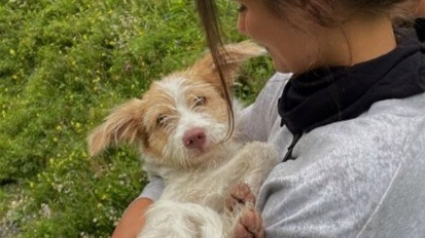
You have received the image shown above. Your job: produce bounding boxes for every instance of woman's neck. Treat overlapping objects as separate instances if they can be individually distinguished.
[320,15,397,67]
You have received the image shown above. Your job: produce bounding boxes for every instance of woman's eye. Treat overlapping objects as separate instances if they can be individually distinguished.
[237,4,247,13]
[156,115,167,127]
[194,96,207,106]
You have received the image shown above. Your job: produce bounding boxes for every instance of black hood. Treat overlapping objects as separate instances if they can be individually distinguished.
[278,41,425,161]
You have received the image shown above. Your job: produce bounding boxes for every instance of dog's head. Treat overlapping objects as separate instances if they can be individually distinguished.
[87,41,265,169]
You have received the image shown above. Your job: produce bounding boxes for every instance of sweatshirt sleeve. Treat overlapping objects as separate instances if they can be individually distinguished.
[236,73,290,142]
[138,176,165,201]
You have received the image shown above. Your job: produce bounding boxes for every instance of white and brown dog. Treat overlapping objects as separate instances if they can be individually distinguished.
[87,41,279,238]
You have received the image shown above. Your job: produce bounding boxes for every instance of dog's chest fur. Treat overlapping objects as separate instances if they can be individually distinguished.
[158,140,245,210]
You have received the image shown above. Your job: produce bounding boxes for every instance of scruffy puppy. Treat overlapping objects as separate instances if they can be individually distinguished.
[87,41,279,238]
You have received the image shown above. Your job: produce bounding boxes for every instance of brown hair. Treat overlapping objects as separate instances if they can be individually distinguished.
[195,0,236,139]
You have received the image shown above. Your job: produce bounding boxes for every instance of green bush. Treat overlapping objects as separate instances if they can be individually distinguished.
[0,0,273,237]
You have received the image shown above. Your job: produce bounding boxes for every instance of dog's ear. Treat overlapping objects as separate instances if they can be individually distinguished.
[191,40,266,91]
[87,99,145,157]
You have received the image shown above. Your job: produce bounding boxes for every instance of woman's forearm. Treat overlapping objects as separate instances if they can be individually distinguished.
[111,197,153,238]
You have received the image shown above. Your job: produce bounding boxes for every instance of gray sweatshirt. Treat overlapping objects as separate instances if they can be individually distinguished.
[141,73,425,238]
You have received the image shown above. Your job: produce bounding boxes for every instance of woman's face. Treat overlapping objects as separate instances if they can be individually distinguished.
[236,0,323,74]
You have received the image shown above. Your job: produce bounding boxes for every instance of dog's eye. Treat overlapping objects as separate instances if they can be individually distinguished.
[156,115,167,127]
[194,96,207,106]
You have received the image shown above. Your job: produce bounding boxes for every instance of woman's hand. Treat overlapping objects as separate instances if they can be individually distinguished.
[226,183,265,238]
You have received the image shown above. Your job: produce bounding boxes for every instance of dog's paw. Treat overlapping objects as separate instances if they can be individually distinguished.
[225,183,255,212]
[235,208,265,238]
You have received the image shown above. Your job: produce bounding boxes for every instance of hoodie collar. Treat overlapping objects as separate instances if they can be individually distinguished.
[278,42,425,136]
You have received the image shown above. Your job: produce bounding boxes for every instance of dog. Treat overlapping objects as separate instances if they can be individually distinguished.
[87,41,279,238]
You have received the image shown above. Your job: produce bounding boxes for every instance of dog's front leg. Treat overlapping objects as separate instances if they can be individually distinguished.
[217,141,279,195]
[198,141,278,215]
[223,142,278,238]
[223,183,265,238]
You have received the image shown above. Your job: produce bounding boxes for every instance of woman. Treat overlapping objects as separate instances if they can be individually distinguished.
[113,0,425,237]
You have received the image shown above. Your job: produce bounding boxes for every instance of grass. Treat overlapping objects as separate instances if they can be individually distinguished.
[0,0,273,237]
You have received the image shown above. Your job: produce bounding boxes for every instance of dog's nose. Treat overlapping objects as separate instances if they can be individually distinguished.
[183,128,206,149]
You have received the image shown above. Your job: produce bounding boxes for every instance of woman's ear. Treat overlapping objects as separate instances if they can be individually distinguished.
[87,98,145,157]
[190,40,266,92]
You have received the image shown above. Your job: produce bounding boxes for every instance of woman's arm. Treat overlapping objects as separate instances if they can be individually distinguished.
[111,197,153,238]
[112,176,164,237]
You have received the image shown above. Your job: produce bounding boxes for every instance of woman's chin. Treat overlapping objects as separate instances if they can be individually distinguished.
[272,61,291,73]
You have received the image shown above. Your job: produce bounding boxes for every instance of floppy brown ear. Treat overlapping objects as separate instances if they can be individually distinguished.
[87,99,145,157]
[191,40,266,91]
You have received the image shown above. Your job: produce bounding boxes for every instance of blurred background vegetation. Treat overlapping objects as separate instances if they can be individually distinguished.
[0,0,273,237]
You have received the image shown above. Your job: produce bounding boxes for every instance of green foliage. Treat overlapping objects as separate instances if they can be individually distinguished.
[0,0,273,237]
